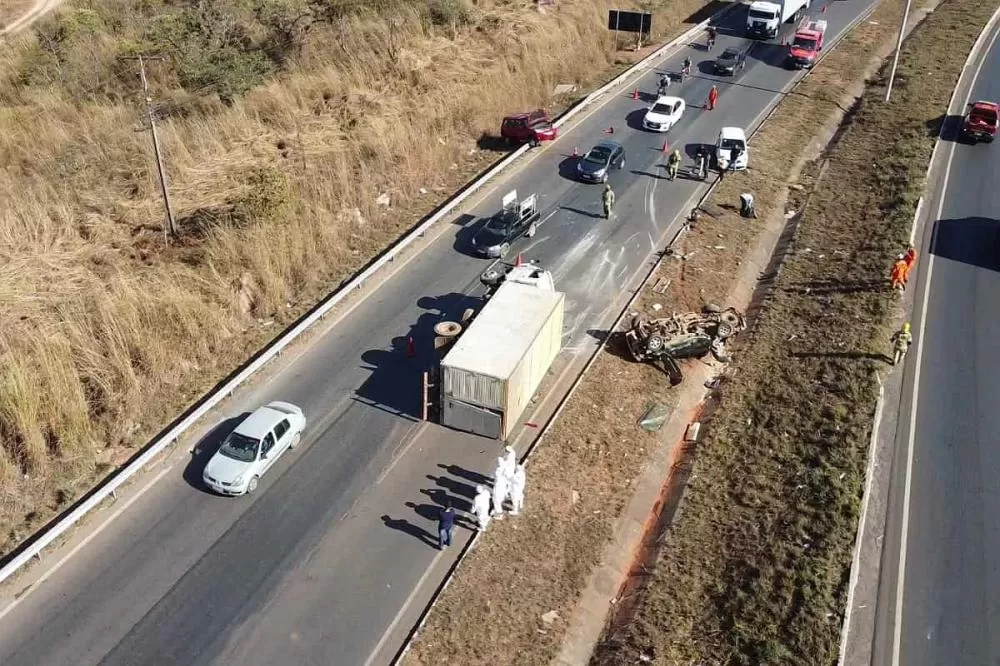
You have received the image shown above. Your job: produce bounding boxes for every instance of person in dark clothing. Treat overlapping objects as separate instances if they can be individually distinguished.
[438,500,456,549]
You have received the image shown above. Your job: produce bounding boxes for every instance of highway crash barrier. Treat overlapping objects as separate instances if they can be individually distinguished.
[0,2,740,587]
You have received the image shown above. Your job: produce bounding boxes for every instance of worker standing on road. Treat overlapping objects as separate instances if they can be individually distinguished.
[502,445,517,481]
[667,149,682,180]
[437,500,456,550]
[902,246,918,281]
[891,322,913,366]
[602,184,615,219]
[509,463,526,516]
[707,85,719,111]
[890,255,907,291]
[472,485,492,531]
[492,456,509,519]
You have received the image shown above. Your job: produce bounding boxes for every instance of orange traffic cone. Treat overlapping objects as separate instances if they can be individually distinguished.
[604,126,615,135]
[631,88,640,100]
[660,140,669,153]
[572,146,580,157]
[514,253,523,267]
[406,336,416,357]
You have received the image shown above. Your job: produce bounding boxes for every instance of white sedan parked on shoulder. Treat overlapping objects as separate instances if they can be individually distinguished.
[643,95,686,132]
[203,401,307,496]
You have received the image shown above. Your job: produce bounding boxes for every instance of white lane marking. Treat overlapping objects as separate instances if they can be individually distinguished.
[0,465,175,622]
[890,21,1000,666]
[362,549,445,666]
[375,422,431,486]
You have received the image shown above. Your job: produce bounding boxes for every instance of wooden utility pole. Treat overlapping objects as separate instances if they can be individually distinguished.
[121,55,177,240]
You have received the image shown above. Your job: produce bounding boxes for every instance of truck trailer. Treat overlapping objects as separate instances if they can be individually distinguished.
[439,280,564,441]
[746,0,810,39]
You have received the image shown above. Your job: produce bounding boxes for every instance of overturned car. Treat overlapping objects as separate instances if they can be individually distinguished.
[624,306,747,385]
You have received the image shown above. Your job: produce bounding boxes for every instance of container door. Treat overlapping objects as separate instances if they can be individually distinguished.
[442,397,503,439]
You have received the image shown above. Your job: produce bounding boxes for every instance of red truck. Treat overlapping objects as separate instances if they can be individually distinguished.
[961,101,999,143]
[786,19,826,70]
[500,110,558,146]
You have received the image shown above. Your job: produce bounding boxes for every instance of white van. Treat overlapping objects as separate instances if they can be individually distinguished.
[716,126,749,171]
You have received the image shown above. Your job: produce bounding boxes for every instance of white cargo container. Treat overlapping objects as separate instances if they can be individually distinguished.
[440,281,565,440]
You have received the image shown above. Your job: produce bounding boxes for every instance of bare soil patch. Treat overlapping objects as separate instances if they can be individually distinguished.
[591,0,998,664]
[399,0,924,663]
[0,0,35,27]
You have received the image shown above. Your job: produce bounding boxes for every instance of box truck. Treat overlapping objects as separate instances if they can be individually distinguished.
[746,0,810,39]
[439,280,564,440]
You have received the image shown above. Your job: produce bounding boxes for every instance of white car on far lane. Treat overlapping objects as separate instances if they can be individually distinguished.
[643,95,686,132]
[202,401,307,496]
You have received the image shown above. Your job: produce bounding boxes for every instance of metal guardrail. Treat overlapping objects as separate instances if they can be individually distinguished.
[388,3,892,663]
[0,3,739,587]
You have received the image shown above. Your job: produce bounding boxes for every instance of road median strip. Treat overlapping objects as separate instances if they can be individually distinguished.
[396,0,941,664]
[590,0,999,663]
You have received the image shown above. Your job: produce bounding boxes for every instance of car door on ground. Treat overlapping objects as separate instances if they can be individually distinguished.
[260,431,278,470]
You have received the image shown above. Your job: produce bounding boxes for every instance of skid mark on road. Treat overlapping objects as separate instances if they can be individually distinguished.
[551,228,601,284]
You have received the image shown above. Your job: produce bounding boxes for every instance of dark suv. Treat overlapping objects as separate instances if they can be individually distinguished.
[714,47,747,76]
[500,110,558,146]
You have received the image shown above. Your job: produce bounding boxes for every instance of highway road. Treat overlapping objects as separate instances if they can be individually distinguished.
[871,17,1000,666]
[0,3,878,665]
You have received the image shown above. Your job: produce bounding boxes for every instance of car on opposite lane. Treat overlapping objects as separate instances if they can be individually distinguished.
[961,100,999,143]
[643,95,686,133]
[576,140,626,183]
[714,46,747,76]
[203,401,306,496]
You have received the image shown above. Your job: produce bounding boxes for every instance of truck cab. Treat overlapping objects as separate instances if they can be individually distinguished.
[961,101,999,143]
[746,0,810,39]
[786,19,826,69]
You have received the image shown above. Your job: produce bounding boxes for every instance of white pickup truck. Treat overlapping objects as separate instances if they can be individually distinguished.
[746,0,810,39]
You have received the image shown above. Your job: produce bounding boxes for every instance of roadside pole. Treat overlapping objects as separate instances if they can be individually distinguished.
[884,0,914,102]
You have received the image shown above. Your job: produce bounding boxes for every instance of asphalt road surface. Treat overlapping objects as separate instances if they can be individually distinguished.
[871,21,1000,666]
[0,3,879,665]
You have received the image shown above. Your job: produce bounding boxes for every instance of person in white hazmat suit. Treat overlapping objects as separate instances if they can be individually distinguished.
[472,485,492,531]
[492,457,510,519]
[502,445,517,480]
[509,463,526,516]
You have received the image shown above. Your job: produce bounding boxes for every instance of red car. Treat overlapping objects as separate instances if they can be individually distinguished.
[962,101,999,143]
[500,110,558,146]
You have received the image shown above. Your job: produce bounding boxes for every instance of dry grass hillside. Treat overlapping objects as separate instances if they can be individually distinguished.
[0,0,713,555]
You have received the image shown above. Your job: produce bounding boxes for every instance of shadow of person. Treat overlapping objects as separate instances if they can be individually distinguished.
[381,514,438,548]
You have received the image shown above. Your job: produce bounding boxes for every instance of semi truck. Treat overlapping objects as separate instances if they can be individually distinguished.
[746,0,810,39]
[786,19,826,69]
[438,274,564,441]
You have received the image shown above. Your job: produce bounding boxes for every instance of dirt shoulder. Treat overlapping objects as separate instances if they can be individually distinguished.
[590,0,998,663]
[398,0,932,664]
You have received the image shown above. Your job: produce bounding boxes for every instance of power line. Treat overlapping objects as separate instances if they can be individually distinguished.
[120,54,177,241]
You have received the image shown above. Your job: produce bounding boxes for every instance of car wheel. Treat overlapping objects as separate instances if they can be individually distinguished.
[526,223,537,238]
[499,243,510,258]
[289,432,301,449]
[246,476,259,494]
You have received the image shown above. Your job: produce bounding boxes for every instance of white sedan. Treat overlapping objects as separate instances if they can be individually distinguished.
[202,401,307,496]
[643,95,686,132]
